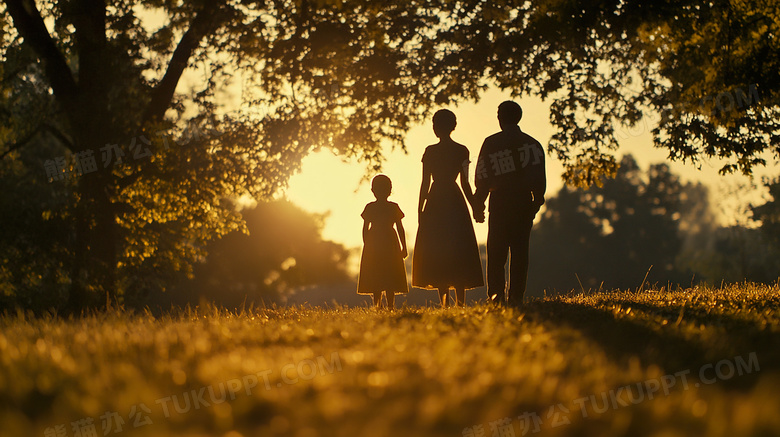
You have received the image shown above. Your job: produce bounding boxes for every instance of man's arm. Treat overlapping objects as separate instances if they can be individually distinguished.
[473,139,491,223]
[529,141,546,213]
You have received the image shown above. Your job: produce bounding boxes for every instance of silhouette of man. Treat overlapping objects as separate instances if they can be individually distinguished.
[473,101,546,307]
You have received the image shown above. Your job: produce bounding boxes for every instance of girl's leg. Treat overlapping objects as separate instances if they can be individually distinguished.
[386,291,395,310]
[373,292,383,309]
[437,286,450,308]
[455,287,465,307]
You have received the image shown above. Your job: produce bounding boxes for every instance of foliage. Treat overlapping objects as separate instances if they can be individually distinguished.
[0,135,74,311]
[527,156,780,294]
[0,0,484,309]
[159,200,352,309]
[752,177,780,249]
[530,155,692,292]
[689,225,780,284]
[442,0,780,185]
[1,284,779,436]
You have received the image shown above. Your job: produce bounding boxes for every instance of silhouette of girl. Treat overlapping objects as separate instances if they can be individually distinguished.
[357,174,409,309]
[412,109,484,307]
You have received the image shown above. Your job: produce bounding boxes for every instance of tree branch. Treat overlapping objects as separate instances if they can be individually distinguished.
[0,128,39,160]
[43,122,75,150]
[142,1,222,124]
[3,0,78,109]
[1,61,33,85]
[0,122,75,160]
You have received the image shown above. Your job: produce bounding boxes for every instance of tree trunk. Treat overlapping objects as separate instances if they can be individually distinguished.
[67,190,88,312]
[66,168,119,311]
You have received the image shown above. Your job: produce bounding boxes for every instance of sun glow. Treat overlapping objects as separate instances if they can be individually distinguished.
[286,89,778,251]
[286,88,567,249]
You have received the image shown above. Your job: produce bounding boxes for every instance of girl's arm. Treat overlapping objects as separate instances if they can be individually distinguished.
[396,219,408,259]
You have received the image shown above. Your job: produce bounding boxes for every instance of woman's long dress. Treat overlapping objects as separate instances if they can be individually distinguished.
[412,143,484,290]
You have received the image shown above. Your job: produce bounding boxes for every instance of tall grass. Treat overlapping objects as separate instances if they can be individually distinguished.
[1,283,779,437]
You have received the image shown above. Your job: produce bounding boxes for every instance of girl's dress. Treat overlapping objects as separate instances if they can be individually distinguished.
[412,143,484,290]
[357,201,409,294]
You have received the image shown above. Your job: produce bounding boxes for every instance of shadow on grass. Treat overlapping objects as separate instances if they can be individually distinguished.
[523,300,777,390]
[593,299,780,367]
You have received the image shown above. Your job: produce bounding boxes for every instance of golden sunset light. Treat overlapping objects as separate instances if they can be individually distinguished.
[3,2,779,436]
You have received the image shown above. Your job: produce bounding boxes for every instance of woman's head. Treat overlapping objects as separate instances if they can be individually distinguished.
[432,109,457,138]
[371,174,392,199]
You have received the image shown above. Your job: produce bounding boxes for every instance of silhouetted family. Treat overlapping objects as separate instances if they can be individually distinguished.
[357,101,546,309]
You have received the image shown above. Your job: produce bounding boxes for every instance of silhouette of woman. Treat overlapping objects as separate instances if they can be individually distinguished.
[412,109,484,307]
[357,174,409,309]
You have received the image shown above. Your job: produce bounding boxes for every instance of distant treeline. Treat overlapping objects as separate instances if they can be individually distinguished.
[525,155,780,296]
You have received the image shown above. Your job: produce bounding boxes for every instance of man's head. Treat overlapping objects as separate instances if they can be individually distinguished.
[497,101,523,131]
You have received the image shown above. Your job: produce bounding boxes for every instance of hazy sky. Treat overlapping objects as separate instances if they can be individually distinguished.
[286,87,779,250]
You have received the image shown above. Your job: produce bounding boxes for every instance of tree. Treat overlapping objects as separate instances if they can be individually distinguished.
[0,0,483,309]
[155,200,351,309]
[529,155,693,293]
[528,159,780,295]
[0,134,74,311]
[440,0,780,185]
[752,177,780,250]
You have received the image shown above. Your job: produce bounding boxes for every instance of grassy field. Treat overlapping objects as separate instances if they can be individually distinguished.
[2,283,779,437]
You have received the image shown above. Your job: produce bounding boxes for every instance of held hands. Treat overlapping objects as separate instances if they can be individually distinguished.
[472,201,486,223]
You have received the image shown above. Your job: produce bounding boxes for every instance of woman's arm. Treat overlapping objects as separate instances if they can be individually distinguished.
[460,157,476,207]
[418,162,431,216]
[362,219,370,244]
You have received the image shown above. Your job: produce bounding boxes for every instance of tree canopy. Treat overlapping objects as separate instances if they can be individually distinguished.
[2,0,478,308]
[450,0,779,185]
